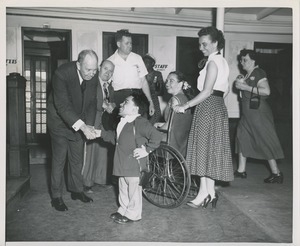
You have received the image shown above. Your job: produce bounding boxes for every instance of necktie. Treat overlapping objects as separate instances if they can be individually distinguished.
[81,80,87,93]
[103,83,109,101]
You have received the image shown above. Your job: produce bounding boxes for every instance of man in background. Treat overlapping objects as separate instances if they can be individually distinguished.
[108,29,155,117]
[82,60,116,193]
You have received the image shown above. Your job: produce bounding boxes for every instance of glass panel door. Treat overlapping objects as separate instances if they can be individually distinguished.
[24,56,49,143]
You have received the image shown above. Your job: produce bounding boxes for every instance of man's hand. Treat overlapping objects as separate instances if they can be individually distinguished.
[149,101,155,116]
[106,103,116,114]
[94,129,101,138]
[103,100,116,114]
[133,145,149,160]
[80,124,97,140]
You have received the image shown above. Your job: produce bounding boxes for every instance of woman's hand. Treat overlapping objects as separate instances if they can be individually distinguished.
[173,105,185,114]
[133,145,149,160]
[235,77,248,91]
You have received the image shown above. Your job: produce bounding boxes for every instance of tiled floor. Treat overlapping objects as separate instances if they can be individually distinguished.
[5,119,296,245]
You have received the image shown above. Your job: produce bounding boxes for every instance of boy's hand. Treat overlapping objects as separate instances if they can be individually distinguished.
[133,145,149,160]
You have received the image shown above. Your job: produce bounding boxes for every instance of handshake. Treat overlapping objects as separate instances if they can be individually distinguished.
[80,124,101,140]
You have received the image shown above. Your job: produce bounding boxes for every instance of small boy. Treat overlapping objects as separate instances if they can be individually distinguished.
[102,92,162,224]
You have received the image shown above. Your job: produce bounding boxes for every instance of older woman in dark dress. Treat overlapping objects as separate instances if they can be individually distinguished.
[234,49,284,183]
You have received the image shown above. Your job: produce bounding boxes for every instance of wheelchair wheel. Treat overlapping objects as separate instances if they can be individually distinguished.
[142,143,191,209]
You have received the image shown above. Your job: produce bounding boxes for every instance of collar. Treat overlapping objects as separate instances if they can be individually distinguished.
[77,70,84,84]
[99,78,111,86]
[208,51,219,60]
[121,114,140,123]
[116,49,131,60]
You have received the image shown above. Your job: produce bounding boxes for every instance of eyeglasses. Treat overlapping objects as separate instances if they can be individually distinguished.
[240,58,250,63]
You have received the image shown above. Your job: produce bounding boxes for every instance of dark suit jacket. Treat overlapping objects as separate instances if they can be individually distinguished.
[102,116,163,177]
[47,61,98,140]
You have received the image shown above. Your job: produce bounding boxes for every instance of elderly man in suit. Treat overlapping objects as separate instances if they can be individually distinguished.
[47,49,99,211]
[82,60,116,193]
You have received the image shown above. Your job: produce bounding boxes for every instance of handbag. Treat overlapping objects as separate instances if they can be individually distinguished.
[249,85,260,109]
[132,122,152,187]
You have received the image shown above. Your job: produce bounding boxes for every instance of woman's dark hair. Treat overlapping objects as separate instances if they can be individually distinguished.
[131,91,149,116]
[198,26,225,51]
[115,29,132,43]
[168,71,195,100]
[239,49,258,65]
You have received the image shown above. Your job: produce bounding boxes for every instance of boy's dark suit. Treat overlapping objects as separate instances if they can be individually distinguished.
[47,61,98,198]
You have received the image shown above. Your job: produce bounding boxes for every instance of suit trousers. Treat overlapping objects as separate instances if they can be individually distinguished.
[117,177,142,221]
[82,138,114,186]
[50,132,84,198]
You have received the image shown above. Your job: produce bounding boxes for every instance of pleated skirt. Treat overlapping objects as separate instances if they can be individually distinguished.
[186,95,234,182]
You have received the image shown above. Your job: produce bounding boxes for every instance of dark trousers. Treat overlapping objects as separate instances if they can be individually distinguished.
[50,132,84,198]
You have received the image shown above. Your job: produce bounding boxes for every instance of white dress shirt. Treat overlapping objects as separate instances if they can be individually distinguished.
[108,51,148,91]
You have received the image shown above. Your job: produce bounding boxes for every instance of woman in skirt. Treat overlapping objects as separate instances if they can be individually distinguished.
[174,26,234,209]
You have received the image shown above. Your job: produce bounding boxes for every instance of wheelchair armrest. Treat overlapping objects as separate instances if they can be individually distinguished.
[157,128,168,134]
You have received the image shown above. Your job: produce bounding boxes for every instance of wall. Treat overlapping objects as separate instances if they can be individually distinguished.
[6,9,292,117]
[6,14,200,78]
[224,32,292,117]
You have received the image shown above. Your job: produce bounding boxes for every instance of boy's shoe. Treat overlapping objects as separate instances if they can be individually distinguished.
[110,212,122,220]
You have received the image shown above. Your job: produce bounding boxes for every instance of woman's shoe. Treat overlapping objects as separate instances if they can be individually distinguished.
[186,194,211,209]
[264,172,283,184]
[211,193,219,208]
[234,170,247,179]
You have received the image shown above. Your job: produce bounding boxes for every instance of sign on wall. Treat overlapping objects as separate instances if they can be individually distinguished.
[152,36,176,80]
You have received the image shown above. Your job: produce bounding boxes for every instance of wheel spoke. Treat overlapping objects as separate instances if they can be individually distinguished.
[142,143,191,208]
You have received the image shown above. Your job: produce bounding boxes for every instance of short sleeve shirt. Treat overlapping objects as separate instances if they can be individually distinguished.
[197,51,229,92]
[108,51,148,91]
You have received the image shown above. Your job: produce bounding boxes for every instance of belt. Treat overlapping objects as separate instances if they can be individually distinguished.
[211,90,224,97]
[115,88,142,93]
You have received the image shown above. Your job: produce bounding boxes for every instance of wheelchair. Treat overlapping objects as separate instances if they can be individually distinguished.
[142,109,198,208]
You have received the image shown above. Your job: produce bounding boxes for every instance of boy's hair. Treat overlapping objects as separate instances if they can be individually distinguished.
[131,91,149,116]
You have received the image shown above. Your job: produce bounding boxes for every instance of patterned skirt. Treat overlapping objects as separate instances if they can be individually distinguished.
[186,95,234,182]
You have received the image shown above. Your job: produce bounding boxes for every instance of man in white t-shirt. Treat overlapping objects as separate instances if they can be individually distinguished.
[108,29,155,116]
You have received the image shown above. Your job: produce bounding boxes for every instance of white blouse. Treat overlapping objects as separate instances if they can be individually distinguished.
[197,51,229,93]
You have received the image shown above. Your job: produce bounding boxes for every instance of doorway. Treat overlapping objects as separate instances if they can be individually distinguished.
[254,42,293,160]
[176,37,203,90]
[22,27,71,164]
[254,42,292,120]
